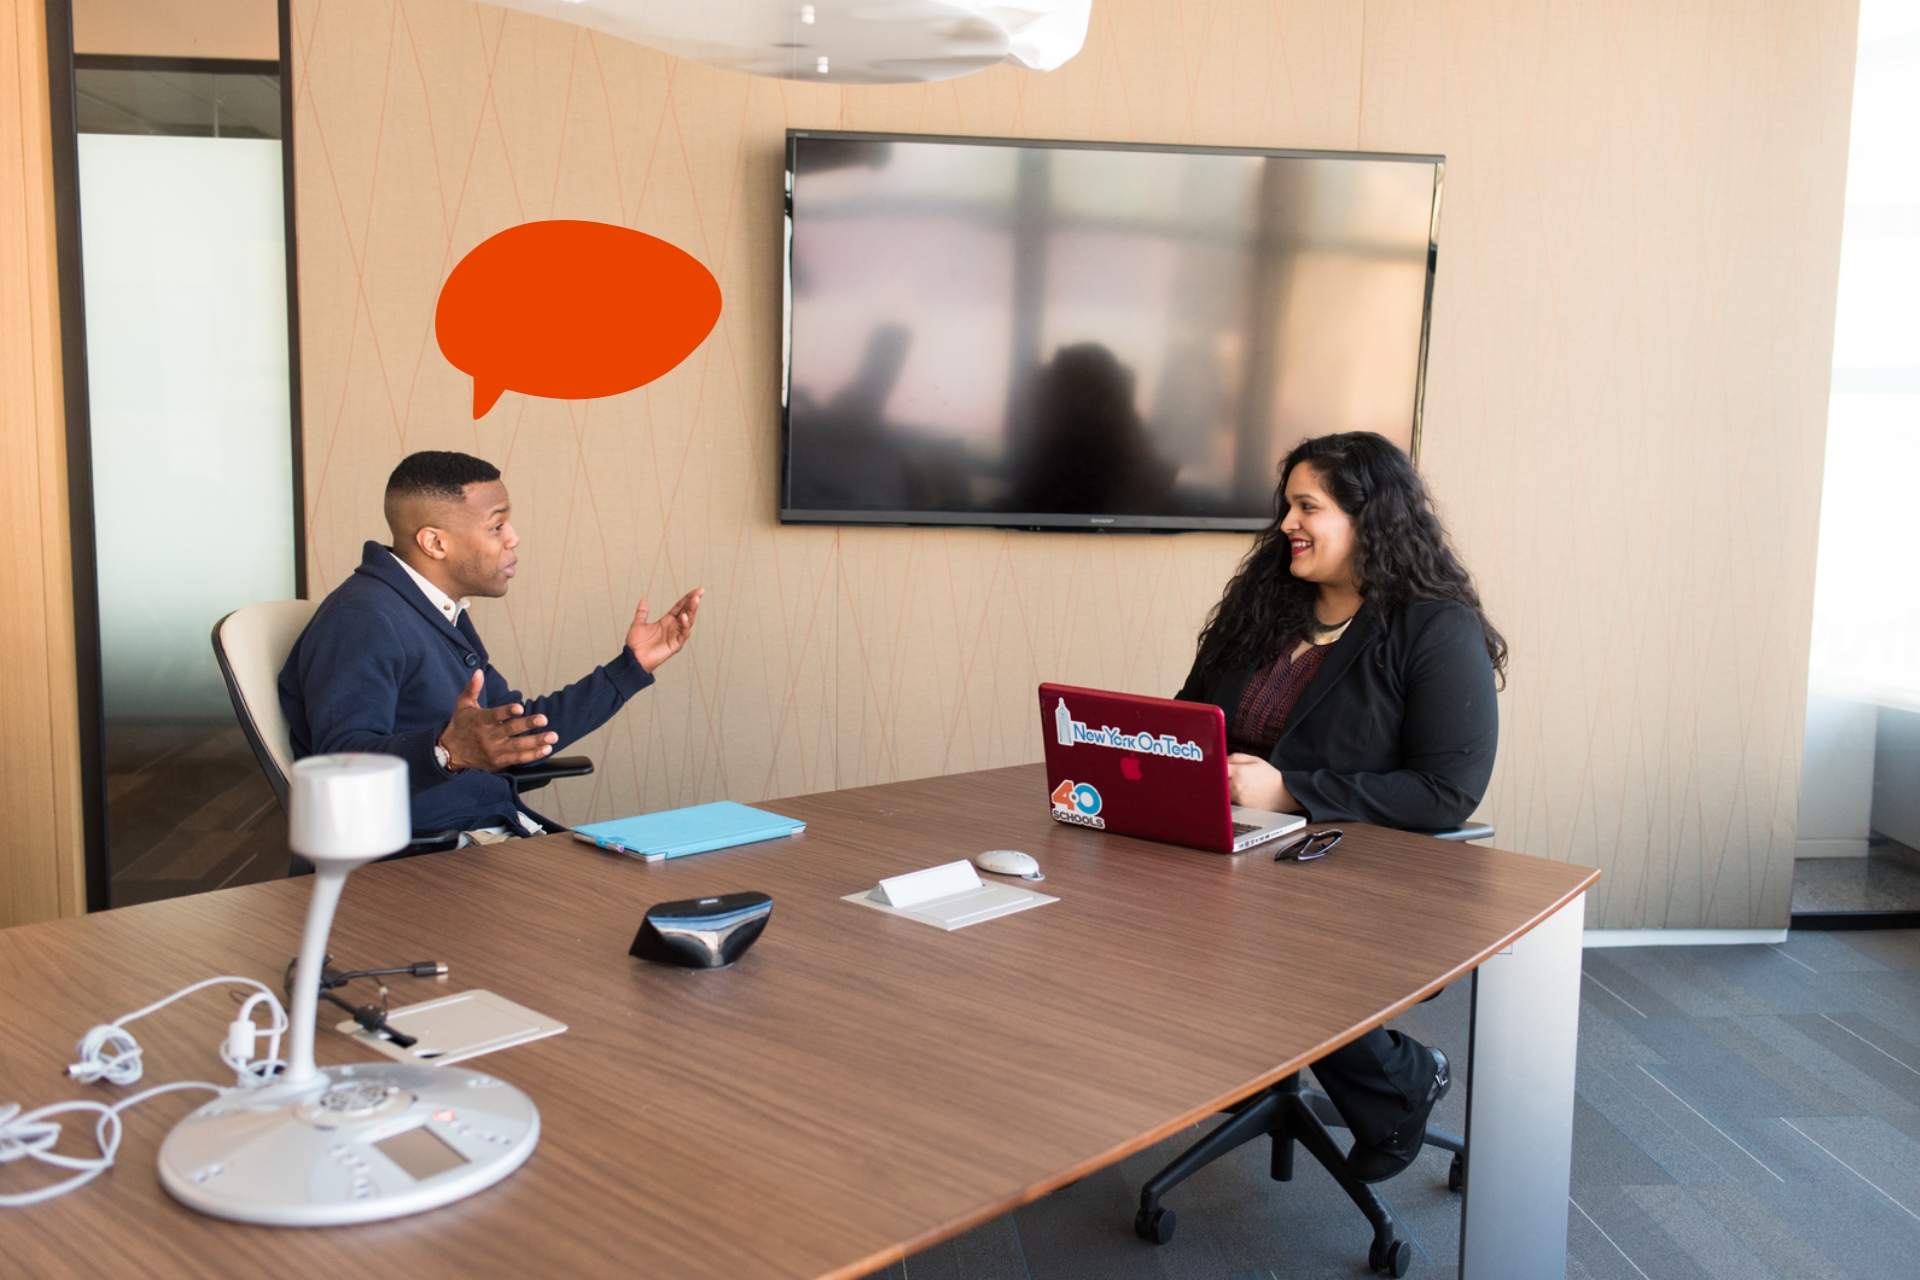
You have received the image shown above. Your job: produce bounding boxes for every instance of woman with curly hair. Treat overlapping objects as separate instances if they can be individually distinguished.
[1177,430,1506,1185]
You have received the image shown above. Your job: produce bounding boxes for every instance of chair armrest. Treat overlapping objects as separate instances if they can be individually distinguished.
[1430,823,1494,843]
[504,756,595,794]
[290,830,460,876]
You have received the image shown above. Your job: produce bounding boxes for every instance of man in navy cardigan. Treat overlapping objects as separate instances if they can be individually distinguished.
[279,451,702,838]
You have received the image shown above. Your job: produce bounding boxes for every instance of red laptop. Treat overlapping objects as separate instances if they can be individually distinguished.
[1038,683,1307,854]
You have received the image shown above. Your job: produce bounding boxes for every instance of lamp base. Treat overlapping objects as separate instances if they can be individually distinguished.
[159,1061,538,1226]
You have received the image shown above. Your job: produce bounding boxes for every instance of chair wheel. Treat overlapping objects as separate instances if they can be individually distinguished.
[1134,1206,1175,1244]
[1369,1237,1412,1276]
[1448,1152,1464,1193]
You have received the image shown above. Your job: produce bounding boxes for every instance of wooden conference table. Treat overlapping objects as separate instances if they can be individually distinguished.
[1,765,1596,1280]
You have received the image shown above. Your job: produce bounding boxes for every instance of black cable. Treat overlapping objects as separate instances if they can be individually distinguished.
[282,954,445,1051]
[334,961,448,983]
[282,955,446,996]
[318,989,418,1049]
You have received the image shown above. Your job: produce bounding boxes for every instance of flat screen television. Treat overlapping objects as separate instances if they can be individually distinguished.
[781,130,1443,532]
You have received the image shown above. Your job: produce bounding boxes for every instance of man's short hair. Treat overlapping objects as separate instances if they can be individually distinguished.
[385,451,501,503]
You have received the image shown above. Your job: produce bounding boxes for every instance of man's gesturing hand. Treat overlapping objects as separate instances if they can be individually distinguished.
[438,670,557,772]
[627,588,704,673]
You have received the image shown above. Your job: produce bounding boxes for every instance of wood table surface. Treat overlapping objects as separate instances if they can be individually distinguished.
[1,764,1597,1280]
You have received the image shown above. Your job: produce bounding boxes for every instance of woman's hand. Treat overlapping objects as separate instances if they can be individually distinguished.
[1226,753,1298,813]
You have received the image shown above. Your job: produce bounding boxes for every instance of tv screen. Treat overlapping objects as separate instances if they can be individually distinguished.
[781,131,1442,531]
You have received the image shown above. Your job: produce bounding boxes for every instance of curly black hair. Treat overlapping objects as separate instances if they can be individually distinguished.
[1192,432,1508,683]
[385,450,501,503]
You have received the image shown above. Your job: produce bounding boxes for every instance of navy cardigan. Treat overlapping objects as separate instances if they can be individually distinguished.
[1175,598,1497,831]
[280,542,653,834]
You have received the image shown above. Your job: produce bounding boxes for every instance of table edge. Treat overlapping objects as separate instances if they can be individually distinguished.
[818,864,1601,1279]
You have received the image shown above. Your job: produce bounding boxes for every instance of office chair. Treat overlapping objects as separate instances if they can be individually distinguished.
[212,601,594,866]
[1134,822,1492,1278]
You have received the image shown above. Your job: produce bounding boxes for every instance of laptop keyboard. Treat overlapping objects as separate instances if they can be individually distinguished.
[1232,821,1261,836]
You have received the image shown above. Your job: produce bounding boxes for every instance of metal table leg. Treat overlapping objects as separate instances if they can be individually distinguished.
[1459,891,1584,1279]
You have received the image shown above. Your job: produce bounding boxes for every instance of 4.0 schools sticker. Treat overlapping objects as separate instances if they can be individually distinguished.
[1050,779,1105,829]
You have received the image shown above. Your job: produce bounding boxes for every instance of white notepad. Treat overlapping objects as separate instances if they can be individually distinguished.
[842,860,1057,931]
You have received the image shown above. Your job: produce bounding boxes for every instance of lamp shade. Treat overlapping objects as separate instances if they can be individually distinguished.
[477,0,1090,85]
[288,754,411,863]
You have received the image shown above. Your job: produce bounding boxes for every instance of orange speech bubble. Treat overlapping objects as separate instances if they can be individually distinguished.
[435,220,722,418]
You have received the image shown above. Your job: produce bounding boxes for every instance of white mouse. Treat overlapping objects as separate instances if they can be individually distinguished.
[976,850,1044,881]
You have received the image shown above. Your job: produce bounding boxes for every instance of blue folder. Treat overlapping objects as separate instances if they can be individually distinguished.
[570,801,805,862]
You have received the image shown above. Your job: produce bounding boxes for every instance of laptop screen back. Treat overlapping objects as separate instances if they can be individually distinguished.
[1037,683,1235,853]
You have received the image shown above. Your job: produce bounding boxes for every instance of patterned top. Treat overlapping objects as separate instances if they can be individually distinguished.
[1229,642,1330,757]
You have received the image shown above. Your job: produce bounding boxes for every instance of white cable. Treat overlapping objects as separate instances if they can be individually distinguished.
[64,975,288,1088]
[224,989,289,1086]
[0,1082,220,1207]
[2,976,291,1208]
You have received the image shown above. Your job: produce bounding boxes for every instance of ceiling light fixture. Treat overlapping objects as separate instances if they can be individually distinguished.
[477,0,1091,85]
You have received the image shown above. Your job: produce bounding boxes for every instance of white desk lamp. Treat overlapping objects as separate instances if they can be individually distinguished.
[158,754,540,1226]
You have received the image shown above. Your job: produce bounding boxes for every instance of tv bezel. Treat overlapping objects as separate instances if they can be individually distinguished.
[779,129,1445,533]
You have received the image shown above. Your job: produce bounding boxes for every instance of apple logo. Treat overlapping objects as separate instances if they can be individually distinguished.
[1120,756,1143,782]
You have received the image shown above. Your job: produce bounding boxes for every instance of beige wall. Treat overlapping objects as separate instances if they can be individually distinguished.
[1,0,85,926]
[289,0,1856,930]
[73,0,279,61]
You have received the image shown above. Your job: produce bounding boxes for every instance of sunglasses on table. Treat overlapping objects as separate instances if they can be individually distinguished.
[1273,828,1343,861]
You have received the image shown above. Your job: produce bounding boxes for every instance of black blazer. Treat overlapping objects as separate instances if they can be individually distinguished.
[1175,598,1497,831]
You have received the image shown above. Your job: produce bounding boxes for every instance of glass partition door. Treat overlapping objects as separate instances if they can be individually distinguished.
[73,60,297,903]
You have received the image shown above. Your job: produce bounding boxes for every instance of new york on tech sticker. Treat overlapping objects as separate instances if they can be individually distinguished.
[1053,696,1204,760]
[1050,778,1106,829]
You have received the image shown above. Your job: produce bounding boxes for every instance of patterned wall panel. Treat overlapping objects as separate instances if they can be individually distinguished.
[289,0,1855,929]
[1357,0,1855,929]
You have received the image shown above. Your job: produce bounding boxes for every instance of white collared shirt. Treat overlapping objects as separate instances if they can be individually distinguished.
[390,551,471,625]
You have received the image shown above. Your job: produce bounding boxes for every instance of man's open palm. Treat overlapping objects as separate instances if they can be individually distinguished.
[627,588,704,672]
[439,670,558,772]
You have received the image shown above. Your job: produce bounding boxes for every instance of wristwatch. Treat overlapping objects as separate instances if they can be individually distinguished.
[435,742,457,773]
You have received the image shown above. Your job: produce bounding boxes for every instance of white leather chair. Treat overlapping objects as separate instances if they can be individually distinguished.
[213,599,320,811]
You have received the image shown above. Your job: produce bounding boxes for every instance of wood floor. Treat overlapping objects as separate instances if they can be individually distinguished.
[105,720,290,906]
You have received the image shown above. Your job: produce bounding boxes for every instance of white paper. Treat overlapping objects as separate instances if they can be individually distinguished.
[872,859,982,908]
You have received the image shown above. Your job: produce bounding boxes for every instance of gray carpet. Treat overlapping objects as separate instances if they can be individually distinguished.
[870,929,1920,1279]
[1792,844,1920,913]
